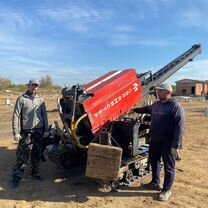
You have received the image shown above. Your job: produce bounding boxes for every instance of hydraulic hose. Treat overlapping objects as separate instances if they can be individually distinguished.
[71,113,88,149]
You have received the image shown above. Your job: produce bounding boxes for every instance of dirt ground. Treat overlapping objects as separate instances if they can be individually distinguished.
[0,93,208,208]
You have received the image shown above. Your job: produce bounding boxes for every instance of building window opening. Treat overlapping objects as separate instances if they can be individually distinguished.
[191,86,195,95]
[182,89,187,95]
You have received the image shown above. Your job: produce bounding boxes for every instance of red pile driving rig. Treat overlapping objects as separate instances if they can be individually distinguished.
[46,44,202,188]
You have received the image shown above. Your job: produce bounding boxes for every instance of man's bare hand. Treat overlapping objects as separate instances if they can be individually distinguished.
[171,148,181,160]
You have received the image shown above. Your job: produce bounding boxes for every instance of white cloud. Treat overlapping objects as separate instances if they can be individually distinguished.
[0,33,62,63]
[142,0,159,17]
[0,8,40,31]
[3,55,53,67]
[0,0,207,88]
[114,0,176,20]
[38,5,111,32]
[0,56,103,86]
[176,1,208,29]
[114,24,135,32]
[0,9,54,55]
[108,33,175,47]
[178,8,206,28]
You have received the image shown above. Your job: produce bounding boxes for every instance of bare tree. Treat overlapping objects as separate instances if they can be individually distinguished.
[40,75,53,88]
[0,77,12,89]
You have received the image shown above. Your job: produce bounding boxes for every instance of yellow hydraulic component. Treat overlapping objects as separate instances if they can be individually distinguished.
[71,113,88,149]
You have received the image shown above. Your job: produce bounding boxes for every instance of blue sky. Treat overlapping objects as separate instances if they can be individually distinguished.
[0,0,207,86]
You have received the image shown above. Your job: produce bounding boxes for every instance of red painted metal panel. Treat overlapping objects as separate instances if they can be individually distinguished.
[85,71,121,92]
[83,69,143,135]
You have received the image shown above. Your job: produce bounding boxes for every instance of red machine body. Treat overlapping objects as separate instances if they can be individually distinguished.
[83,69,143,135]
[48,44,202,177]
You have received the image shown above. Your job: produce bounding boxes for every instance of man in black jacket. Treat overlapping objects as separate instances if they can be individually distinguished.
[133,83,185,201]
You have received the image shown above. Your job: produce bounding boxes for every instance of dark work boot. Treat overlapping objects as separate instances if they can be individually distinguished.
[31,174,43,181]
[144,182,163,191]
[10,179,20,189]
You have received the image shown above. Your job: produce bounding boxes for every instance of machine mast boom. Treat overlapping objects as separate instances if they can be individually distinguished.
[141,44,202,96]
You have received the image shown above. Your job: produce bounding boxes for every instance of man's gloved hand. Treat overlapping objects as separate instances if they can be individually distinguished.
[43,131,50,138]
[171,148,181,160]
[14,133,22,142]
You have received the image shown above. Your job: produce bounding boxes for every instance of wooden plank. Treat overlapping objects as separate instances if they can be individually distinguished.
[86,143,122,180]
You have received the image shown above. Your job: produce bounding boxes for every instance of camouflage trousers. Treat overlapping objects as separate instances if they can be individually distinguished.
[12,130,43,182]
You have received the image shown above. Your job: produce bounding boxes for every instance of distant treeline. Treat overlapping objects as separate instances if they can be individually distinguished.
[0,75,62,92]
